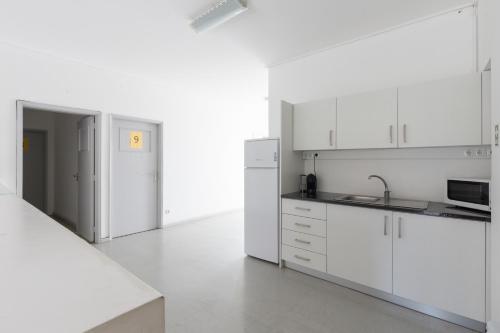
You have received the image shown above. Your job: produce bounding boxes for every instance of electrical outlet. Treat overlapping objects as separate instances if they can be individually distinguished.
[464,148,492,159]
[165,209,171,215]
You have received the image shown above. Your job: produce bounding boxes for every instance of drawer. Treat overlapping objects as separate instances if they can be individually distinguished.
[282,214,326,237]
[282,229,326,254]
[282,199,327,220]
[282,245,326,272]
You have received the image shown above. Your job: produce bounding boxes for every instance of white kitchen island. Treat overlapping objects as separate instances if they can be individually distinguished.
[0,190,165,333]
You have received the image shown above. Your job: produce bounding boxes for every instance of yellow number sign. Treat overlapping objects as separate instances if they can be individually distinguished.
[23,137,29,152]
[129,131,143,149]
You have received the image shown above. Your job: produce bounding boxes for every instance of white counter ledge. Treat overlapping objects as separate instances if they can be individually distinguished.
[0,193,165,333]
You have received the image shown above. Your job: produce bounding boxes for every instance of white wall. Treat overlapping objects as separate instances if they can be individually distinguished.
[0,42,267,238]
[54,113,81,226]
[303,148,490,202]
[480,0,500,321]
[269,7,477,137]
[270,7,488,200]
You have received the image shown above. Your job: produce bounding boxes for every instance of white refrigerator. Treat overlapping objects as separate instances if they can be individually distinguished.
[244,138,279,264]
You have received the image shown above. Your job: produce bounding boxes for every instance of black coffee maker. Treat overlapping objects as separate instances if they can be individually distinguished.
[306,174,317,196]
[306,153,318,196]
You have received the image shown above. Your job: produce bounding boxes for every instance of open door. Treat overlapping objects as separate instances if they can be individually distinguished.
[77,116,95,242]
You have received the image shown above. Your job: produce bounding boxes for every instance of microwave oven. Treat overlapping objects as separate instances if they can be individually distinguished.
[444,178,490,212]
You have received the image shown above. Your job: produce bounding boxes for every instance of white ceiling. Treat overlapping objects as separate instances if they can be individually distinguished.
[0,0,471,80]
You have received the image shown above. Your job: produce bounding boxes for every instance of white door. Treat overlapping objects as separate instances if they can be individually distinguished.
[337,88,397,149]
[393,213,486,321]
[293,99,336,150]
[398,73,482,147]
[112,119,159,238]
[77,116,95,242]
[327,204,393,293]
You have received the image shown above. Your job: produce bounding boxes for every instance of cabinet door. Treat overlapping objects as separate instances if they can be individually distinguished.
[393,213,485,321]
[293,99,336,150]
[327,204,393,293]
[398,73,482,147]
[337,89,397,149]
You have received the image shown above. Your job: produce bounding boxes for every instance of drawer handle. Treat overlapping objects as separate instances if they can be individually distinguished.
[398,217,403,239]
[294,222,311,228]
[295,207,311,211]
[294,238,311,245]
[294,255,311,262]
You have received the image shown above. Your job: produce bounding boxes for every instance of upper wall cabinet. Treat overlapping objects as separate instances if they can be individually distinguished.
[337,89,397,149]
[398,73,482,148]
[293,99,336,151]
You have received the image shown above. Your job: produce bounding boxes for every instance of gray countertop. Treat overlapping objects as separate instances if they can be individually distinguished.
[282,191,491,223]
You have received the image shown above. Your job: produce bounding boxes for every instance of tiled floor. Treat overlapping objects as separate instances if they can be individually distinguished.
[95,211,475,333]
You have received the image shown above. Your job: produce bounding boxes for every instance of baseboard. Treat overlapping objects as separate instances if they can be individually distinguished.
[284,261,486,333]
[165,208,243,228]
[50,213,77,231]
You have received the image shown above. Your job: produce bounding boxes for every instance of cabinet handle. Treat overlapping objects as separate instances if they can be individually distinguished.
[294,222,311,228]
[398,217,403,239]
[403,124,407,143]
[389,125,393,144]
[294,238,311,245]
[384,215,388,236]
[329,130,334,146]
[294,255,311,262]
[295,207,311,212]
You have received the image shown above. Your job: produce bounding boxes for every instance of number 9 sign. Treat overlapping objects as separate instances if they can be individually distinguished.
[129,131,143,149]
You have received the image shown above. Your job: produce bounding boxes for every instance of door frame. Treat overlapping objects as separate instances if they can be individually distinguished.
[16,100,102,243]
[108,114,164,239]
[22,129,49,213]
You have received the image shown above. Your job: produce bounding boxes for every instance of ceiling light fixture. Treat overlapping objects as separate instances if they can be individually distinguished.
[190,0,247,33]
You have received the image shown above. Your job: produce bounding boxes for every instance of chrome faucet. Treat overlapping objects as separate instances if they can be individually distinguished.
[368,175,390,202]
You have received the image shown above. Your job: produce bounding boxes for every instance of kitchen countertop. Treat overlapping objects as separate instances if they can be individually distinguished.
[282,191,491,222]
[0,193,164,332]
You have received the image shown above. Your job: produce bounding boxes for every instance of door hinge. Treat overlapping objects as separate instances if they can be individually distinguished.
[93,174,97,182]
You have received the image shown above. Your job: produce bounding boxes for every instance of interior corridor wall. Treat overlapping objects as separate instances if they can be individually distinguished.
[23,109,55,214]
[0,42,268,238]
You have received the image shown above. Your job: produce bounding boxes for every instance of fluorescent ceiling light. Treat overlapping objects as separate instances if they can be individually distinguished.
[190,0,247,33]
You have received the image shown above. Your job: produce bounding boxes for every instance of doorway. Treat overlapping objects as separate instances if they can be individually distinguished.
[23,130,48,212]
[16,101,101,243]
[110,116,163,238]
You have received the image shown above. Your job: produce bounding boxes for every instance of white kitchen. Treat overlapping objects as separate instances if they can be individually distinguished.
[1,0,500,333]
[245,2,498,332]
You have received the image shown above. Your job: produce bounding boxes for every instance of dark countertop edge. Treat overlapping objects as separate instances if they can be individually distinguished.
[281,192,491,223]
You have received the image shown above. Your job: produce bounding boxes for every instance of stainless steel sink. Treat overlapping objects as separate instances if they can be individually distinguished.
[340,195,380,203]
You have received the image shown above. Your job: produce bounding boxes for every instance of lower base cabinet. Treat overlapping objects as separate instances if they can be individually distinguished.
[327,204,393,293]
[393,213,486,322]
[281,199,487,327]
[282,244,326,272]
